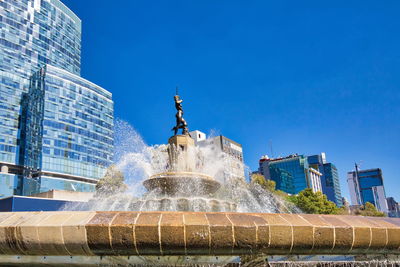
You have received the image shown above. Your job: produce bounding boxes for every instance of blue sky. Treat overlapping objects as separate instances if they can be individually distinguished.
[62,0,400,202]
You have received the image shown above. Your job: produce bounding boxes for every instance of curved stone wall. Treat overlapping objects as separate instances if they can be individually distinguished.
[0,211,399,256]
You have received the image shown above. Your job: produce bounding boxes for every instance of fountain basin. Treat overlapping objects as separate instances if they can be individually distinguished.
[143,172,221,196]
[0,211,399,257]
[135,197,237,212]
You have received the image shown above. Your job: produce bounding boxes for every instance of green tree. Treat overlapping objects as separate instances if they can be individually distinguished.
[251,173,276,192]
[354,202,386,217]
[95,165,128,197]
[289,188,339,215]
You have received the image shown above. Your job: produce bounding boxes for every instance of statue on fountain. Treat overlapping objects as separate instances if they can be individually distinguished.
[172,93,189,135]
[141,90,235,212]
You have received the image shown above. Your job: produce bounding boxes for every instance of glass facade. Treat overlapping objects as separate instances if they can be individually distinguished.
[260,155,310,194]
[0,173,19,198]
[0,0,114,197]
[0,0,81,165]
[323,163,343,206]
[357,168,384,206]
[269,165,295,194]
[21,65,113,195]
[347,167,388,212]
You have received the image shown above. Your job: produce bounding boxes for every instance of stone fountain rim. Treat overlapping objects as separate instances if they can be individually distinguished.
[1,211,399,257]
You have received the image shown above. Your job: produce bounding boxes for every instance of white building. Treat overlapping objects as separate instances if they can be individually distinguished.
[189,130,245,182]
[190,130,207,144]
[347,171,362,206]
[308,167,323,193]
[372,186,389,213]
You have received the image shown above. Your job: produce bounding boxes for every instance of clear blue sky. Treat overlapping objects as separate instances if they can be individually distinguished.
[62,0,400,202]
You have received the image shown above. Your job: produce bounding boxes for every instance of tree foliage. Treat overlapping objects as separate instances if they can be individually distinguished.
[289,188,339,215]
[354,202,386,217]
[251,173,276,192]
[95,165,128,197]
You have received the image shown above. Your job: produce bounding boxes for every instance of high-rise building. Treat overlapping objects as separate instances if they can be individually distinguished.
[190,131,245,181]
[268,165,295,194]
[387,197,400,218]
[259,154,322,194]
[347,166,388,213]
[0,0,113,197]
[308,153,343,207]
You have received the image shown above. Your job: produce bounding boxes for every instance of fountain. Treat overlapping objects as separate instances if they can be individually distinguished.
[141,117,237,212]
[0,93,399,266]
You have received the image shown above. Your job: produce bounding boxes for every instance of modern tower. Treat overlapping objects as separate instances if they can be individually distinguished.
[347,166,388,213]
[0,0,114,197]
[308,153,343,207]
[258,154,322,195]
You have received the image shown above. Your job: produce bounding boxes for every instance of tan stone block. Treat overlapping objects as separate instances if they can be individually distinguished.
[134,212,161,255]
[356,217,386,251]
[17,212,65,256]
[0,212,39,255]
[85,212,118,255]
[258,214,292,253]
[62,211,96,256]
[227,213,257,254]
[280,214,313,252]
[380,218,400,251]
[0,212,17,254]
[387,228,400,251]
[110,212,139,255]
[16,212,49,255]
[183,212,210,254]
[206,213,234,254]
[368,217,400,251]
[160,213,185,255]
[333,216,371,253]
[35,212,75,255]
[300,214,334,252]
[252,215,269,250]
[320,215,353,253]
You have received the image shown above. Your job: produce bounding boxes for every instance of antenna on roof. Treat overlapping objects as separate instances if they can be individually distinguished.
[355,160,363,171]
[269,139,275,158]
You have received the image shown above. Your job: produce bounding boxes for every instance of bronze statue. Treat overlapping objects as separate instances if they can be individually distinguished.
[172,94,189,135]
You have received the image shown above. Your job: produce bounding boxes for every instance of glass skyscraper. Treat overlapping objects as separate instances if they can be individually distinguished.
[347,167,388,212]
[259,154,310,194]
[308,153,343,207]
[0,0,113,197]
[268,165,295,194]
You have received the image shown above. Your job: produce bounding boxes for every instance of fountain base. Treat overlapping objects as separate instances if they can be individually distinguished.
[133,196,237,212]
[143,172,221,196]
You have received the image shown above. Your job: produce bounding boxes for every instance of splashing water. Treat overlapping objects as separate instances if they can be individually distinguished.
[66,119,300,213]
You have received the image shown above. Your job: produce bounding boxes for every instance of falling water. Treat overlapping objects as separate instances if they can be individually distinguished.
[65,119,299,213]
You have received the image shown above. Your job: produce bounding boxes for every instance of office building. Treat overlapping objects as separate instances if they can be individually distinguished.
[268,165,295,194]
[190,130,245,181]
[259,154,322,194]
[347,167,388,213]
[387,197,400,218]
[308,153,343,206]
[0,0,113,197]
